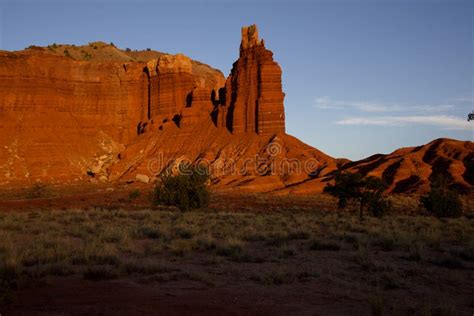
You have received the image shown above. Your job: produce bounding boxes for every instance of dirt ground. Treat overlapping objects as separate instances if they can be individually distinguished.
[0,184,473,315]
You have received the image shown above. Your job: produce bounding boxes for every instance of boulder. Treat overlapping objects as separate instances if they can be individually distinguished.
[135,174,150,184]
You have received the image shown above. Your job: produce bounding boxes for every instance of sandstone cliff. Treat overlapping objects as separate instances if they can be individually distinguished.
[0,25,335,191]
[0,26,472,194]
[0,44,224,185]
[220,25,286,134]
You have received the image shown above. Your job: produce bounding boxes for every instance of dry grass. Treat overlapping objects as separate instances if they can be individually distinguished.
[0,196,473,313]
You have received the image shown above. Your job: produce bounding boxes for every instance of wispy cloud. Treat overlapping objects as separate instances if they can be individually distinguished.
[336,115,472,130]
[314,96,454,113]
[454,93,474,103]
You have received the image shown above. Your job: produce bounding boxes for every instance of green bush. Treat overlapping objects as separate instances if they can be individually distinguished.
[324,172,390,219]
[421,175,463,218]
[366,191,392,217]
[152,164,210,211]
[26,182,50,199]
[129,189,141,200]
[83,52,92,61]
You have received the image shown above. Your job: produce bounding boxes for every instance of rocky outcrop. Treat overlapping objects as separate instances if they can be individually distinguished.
[337,138,474,194]
[276,138,474,195]
[221,25,285,134]
[0,48,224,185]
[0,26,472,195]
[145,54,196,118]
[0,24,333,191]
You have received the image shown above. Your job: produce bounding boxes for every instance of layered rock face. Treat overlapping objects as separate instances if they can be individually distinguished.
[0,51,147,184]
[0,48,224,185]
[222,25,286,134]
[277,138,474,195]
[0,26,296,185]
[1,26,471,195]
[146,54,195,118]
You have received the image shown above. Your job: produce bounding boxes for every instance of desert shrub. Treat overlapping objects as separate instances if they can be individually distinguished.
[83,52,92,60]
[367,193,392,217]
[26,182,50,199]
[287,230,310,240]
[64,49,72,58]
[421,175,463,218]
[122,260,174,275]
[175,227,193,239]
[324,172,390,219]
[134,226,160,239]
[152,164,210,211]
[41,263,73,276]
[169,239,193,257]
[216,238,243,258]
[129,189,141,200]
[255,267,295,285]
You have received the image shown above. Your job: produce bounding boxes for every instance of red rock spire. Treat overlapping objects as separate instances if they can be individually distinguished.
[224,24,285,134]
[240,24,264,53]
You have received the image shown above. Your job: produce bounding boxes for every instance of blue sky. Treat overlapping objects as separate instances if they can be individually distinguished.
[1,0,472,160]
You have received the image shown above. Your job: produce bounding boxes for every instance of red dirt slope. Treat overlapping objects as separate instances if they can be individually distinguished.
[278,138,474,194]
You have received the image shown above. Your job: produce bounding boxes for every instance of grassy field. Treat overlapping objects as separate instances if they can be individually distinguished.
[0,192,473,314]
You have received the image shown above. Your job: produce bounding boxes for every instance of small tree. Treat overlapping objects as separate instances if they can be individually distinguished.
[152,164,210,211]
[324,172,390,219]
[421,175,463,218]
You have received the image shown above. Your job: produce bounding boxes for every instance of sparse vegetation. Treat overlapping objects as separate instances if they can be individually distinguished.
[129,189,141,200]
[324,172,391,219]
[421,175,464,218]
[152,164,210,211]
[0,194,472,313]
[26,182,50,199]
[82,51,92,60]
[63,49,72,58]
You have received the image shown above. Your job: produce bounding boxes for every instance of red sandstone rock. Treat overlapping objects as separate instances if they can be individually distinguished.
[0,27,472,195]
[146,54,196,118]
[0,48,223,185]
[276,138,474,195]
[222,25,285,134]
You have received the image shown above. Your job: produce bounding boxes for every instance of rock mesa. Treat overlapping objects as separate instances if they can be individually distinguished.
[0,25,472,194]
